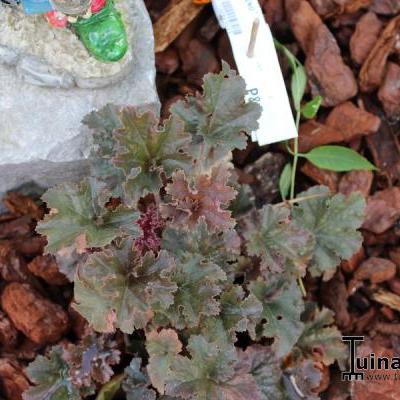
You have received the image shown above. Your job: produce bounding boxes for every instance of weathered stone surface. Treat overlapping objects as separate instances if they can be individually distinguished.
[0,0,159,197]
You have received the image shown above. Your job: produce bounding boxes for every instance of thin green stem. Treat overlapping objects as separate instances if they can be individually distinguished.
[285,140,295,156]
[275,40,309,297]
[290,111,301,200]
[275,191,330,207]
[290,110,306,297]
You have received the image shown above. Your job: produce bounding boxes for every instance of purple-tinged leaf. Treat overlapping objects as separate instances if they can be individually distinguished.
[283,360,321,400]
[37,179,139,254]
[123,358,156,400]
[146,329,182,394]
[219,286,262,339]
[162,221,240,279]
[23,346,80,400]
[157,222,240,329]
[294,302,346,366]
[161,165,237,232]
[171,62,262,170]
[63,332,120,393]
[244,205,314,278]
[165,335,262,400]
[83,104,125,197]
[236,345,286,400]
[249,277,304,357]
[292,186,365,280]
[73,241,177,333]
[112,108,192,205]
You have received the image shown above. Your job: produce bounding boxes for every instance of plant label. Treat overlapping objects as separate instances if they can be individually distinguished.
[212,0,297,145]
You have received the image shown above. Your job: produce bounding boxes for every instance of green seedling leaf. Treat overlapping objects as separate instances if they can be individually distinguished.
[113,108,192,205]
[37,179,140,254]
[301,96,322,119]
[23,346,81,400]
[171,61,262,170]
[291,65,307,112]
[302,145,377,171]
[275,41,306,111]
[244,205,314,278]
[292,186,365,280]
[73,241,177,333]
[279,163,292,200]
[249,277,304,357]
[96,374,124,400]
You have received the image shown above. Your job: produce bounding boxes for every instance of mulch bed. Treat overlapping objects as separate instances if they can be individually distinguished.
[1,1,400,399]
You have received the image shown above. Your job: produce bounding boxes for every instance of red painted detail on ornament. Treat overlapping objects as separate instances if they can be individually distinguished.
[45,11,68,28]
[91,0,106,13]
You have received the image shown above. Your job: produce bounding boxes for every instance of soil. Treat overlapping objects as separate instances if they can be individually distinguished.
[1,1,400,399]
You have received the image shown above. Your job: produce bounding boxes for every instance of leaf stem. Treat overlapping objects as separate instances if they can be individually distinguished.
[274,191,330,207]
[297,277,306,297]
[291,110,306,297]
[285,140,295,156]
[290,111,301,200]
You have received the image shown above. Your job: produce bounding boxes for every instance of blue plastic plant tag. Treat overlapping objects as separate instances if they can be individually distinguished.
[21,0,53,14]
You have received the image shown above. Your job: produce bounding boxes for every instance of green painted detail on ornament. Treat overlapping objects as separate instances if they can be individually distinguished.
[72,0,128,62]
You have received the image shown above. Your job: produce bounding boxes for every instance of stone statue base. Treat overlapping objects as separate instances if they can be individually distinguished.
[0,0,159,197]
[0,1,134,88]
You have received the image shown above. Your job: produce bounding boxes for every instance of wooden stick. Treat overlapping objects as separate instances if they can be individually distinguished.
[153,0,205,53]
[247,18,260,58]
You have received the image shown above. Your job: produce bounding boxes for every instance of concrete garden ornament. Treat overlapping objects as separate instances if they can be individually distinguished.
[0,0,159,198]
[0,0,137,88]
[24,0,128,62]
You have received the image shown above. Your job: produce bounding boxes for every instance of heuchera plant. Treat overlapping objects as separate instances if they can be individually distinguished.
[25,63,366,400]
